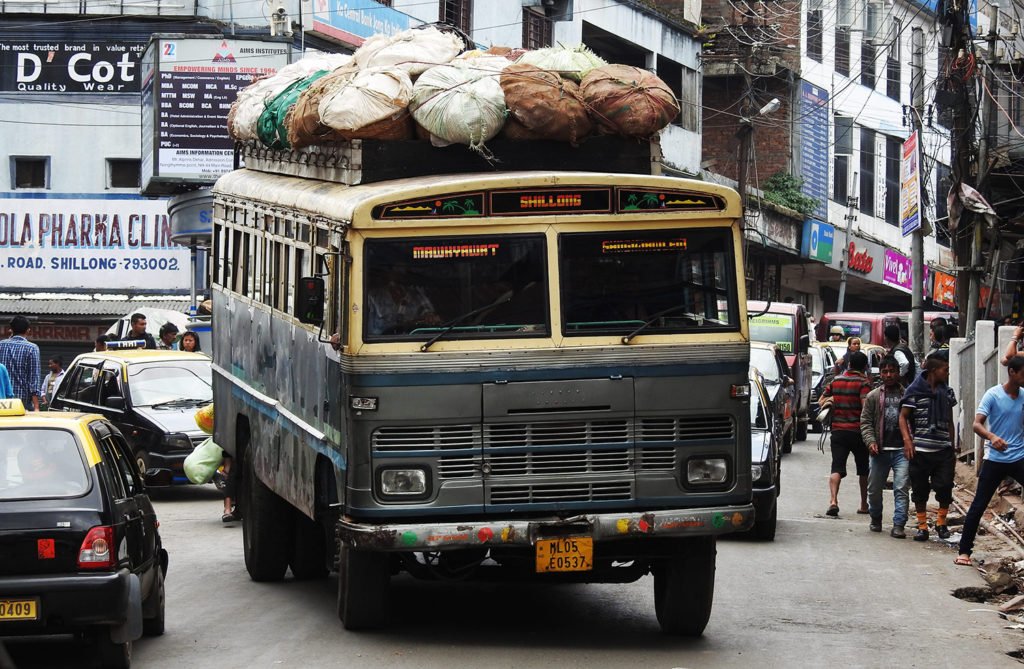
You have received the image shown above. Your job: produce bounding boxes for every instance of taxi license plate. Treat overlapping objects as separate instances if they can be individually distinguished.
[535,537,593,573]
[0,598,38,621]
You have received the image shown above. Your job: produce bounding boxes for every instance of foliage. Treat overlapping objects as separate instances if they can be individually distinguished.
[761,172,819,217]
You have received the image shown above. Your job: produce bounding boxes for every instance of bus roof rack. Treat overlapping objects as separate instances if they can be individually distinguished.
[235,136,664,187]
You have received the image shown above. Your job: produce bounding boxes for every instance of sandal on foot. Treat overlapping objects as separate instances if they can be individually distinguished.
[826,505,839,517]
[954,555,972,566]
[222,512,239,523]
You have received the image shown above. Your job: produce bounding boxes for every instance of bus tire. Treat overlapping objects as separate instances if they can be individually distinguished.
[290,511,329,580]
[795,419,808,442]
[653,536,716,636]
[242,458,290,582]
[337,545,390,630]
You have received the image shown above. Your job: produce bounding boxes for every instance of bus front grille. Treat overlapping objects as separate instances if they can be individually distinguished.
[487,448,630,476]
[372,425,481,452]
[485,420,630,448]
[637,416,734,441]
[489,481,633,505]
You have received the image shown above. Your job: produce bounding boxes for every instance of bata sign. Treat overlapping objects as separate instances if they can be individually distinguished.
[847,242,874,274]
[0,198,190,291]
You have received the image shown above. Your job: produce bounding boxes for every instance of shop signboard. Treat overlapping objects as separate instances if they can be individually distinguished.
[801,219,834,263]
[827,234,884,284]
[899,130,922,236]
[0,197,190,292]
[881,248,930,295]
[0,39,146,94]
[311,0,411,47]
[798,82,829,222]
[932,269,957,308]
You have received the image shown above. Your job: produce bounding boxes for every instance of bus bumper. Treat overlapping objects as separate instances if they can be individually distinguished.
[338,504,755,551]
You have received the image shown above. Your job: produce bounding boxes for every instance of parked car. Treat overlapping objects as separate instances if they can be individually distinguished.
[750,341,796,454]
[809,342,838,432]
[49,350,212,478]
[748,371,781,541]
[0,398,170,669]
[747,300,812,441]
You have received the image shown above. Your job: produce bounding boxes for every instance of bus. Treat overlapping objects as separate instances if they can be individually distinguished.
[210,142,753,636]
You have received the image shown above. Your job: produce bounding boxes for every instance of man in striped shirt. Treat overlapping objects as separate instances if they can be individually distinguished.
[821,350,872,517]
[0,316,41,411]
[899,353,958,542]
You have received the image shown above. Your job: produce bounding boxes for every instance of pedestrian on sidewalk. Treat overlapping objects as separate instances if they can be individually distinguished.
[883,324,916,387]
[900,353,958,542]
[1002,323,1023,366]
[861,356,909,537]
[822,350,872,517]
[955,355,1024,565]
[0,316,41,411]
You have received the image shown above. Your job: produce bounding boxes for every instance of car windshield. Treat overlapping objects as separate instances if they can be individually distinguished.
[127,360,212,406]
[0,429,90,500]
[750,348,781,383]
[363,234,548,341]
[560,228,738,335]
[749,387,769,429]
[749,313,795,352]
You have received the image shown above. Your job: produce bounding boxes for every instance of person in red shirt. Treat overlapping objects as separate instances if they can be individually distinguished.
[821,350,872,517]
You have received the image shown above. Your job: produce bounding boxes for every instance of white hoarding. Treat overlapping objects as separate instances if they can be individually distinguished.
[0,198,191,291]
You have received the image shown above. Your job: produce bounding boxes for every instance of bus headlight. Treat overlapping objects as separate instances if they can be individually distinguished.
[379,468,429,498]
[686,458,728,484]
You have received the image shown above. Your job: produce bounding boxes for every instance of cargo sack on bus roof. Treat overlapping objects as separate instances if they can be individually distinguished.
[580,64,680,138]
[499,64,593,145]
[354,25,468,76]
[516,44,607,82]
[286,65,359,148]
[228,54,353,141]
[317,67,415,141]
[258,69,332,149]
[409,58,509,153]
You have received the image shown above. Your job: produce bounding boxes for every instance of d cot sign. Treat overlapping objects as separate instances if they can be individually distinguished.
[0,41,145,93]
[0,198,191,291]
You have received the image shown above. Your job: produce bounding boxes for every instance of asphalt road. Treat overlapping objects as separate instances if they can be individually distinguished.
[6,435,1024,668]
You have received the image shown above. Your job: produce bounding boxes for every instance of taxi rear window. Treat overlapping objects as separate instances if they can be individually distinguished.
[0,429,90,500]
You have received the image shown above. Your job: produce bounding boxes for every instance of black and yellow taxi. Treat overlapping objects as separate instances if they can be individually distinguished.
[0,399,169,669]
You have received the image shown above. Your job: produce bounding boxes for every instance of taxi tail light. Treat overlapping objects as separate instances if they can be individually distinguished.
[78,526,115,570]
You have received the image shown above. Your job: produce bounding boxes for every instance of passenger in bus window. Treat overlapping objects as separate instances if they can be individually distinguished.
[366,267,441,335]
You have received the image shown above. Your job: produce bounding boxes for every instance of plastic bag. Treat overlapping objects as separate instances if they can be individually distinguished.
[195,403,214,434]
[183,437,223,485]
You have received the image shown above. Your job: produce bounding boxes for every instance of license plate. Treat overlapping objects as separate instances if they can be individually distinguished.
[0,599,38,621]
[535,537,593,573]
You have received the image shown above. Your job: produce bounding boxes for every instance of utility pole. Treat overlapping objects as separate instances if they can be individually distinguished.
[837,192,857,311]
[909,28,926,360]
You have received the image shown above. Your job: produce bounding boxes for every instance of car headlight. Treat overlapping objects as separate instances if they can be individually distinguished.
[379,468,429,498]
[164,432,192,450]
[750,464,764,482]
[686,458,728,484]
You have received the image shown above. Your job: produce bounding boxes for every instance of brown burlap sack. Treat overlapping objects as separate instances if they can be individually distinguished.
[286,66,356,148]
[579,64,679,138]
[499,64,593,145]
[498,115,542,141]
[336,109,415,140]
[226,100,240,139]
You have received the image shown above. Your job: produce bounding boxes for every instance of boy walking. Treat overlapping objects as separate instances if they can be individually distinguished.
[900,354,958,541]
[955,356,1024,565]
[861,356,909,537]
[822,350,872,517]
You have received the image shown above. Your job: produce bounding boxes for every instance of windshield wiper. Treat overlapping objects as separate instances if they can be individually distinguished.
[150,398,210,409]
[621,305,704,344]
[420,291,514,352]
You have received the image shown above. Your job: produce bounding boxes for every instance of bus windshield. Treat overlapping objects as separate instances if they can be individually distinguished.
[363,234,548,341]
[560,228,738,335]
[749,313,795,352]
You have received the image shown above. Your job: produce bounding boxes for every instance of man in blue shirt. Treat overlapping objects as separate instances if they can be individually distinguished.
[955,355,1024,565]
[0,316,40,411]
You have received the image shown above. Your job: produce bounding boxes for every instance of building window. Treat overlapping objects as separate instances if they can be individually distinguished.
[859,128,875,217]
[886,19,901,101]
[656,55,697,131]
[806,6,823,62]
[835,28,851,76]
[523,8,552,49]
[12,157,48,189]
[885,136,900,225]
[861,42,876,89]
[107,159,141,189]
[833,117,853,204]
[440,0,472,34]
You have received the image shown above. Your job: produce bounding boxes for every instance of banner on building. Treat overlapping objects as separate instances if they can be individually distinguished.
[0,198,190,292]
[899,130,922,236]
[932,270,956,308]
[882,248,929,294]
[801,219,834,263]
[139,36,290,195]
[311,0,412,47]
[0,40,146,94]
[798,82,829,222]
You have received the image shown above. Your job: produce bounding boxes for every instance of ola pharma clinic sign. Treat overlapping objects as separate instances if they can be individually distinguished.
[0,41,144,93]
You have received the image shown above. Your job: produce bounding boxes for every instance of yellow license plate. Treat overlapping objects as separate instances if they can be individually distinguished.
[535,537,593,573]
[0,599,38,621]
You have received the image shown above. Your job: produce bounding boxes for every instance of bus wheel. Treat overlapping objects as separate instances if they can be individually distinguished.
[290,511,329,580]
[795,419,808,442]
[653,536,716,636]
[242,458,290,582]
[337,545,390,630]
